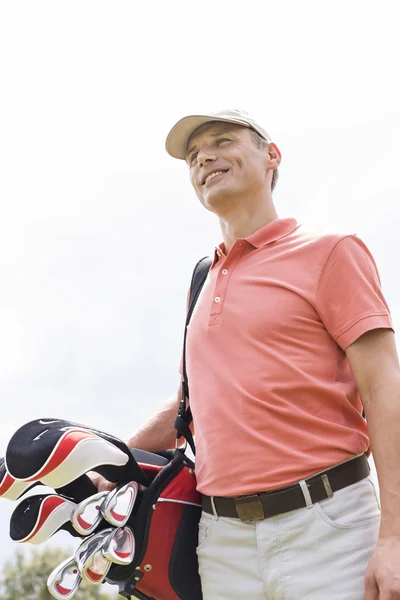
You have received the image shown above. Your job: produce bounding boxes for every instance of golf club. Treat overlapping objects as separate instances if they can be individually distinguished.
[70,490,109,536]
[47,556,82,600]
[0,457,39,501]
[10,494,78,544]
[6,418,148,487]
[101,481,138,527]
[101,526,135,565]
[75,528,113,585]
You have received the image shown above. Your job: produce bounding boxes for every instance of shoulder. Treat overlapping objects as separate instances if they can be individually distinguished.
[291,223,369,261]
[293,223,355,247]
[285,224,379,286]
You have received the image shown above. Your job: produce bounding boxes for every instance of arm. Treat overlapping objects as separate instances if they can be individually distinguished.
[91,385,184,491]
[346,329,400,537]
[346,328,400,597]
[125,384,183,451]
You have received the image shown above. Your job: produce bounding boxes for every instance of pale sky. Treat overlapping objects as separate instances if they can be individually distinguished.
[0,0,399,590]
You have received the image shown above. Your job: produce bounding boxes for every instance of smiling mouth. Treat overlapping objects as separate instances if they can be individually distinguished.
[203,170,228,185]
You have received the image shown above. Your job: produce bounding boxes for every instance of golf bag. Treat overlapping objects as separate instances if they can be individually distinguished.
[106,449,202,600]
[3,419,203,600]
[1,255,212,600]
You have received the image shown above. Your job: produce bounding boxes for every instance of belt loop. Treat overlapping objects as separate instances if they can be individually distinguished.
[299,479,313,508]
[210,496,219,520]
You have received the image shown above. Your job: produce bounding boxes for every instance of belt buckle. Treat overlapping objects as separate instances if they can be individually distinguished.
[321,474,333,498]
[234,494,265,522]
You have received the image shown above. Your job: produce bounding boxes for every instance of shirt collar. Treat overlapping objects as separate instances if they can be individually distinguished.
[211,218,299,267]
[245,217,299,248]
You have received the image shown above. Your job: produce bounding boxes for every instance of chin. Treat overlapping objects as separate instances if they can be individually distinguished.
[202,189,234,213]
[205,183,233,201]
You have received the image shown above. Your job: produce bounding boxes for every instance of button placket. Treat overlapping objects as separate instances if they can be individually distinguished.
[208,243,247,327]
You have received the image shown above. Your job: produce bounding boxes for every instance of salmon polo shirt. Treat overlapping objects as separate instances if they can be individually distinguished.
[185,217,393,497]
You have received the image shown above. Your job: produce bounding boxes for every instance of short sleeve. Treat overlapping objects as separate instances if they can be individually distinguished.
[316,235,393,350]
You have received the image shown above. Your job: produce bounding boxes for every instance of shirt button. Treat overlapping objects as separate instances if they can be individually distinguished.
[214,296,221,303]
[222,269,228,275]
[238,243,244,248]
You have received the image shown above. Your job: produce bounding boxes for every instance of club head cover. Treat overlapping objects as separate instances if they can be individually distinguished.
[71,491,109,536]
[6,418,149,488]
[1,452,100,506]
[0,457,40,501]
[9,494,80,544]
[56,473,98,504]
[101,526,135,565]
[47,556,82,600]
[75,529,113,585]
[101,481,139,527]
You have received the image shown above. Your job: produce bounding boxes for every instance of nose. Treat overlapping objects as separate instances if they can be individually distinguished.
[197,145,217,167]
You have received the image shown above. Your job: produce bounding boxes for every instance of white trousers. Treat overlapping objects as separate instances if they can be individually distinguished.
[197,476,381,599]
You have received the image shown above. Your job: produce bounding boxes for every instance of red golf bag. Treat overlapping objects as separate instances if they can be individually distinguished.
[106,449,202,600]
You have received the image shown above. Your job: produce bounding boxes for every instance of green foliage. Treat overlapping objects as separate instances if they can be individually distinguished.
[0,546,117,600]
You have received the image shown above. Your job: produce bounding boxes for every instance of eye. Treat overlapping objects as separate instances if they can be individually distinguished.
[216,138,231,146]
[188,152,198,166]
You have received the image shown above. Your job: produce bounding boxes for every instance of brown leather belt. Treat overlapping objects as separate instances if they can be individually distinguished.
[202,454,370,522]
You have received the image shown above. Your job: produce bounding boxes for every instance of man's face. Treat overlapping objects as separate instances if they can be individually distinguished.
[186,122,271,213]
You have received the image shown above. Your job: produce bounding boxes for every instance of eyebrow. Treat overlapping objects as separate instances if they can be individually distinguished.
[186,128,236,158]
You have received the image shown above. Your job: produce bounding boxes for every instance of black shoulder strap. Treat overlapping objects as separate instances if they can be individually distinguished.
[174,256,212,454]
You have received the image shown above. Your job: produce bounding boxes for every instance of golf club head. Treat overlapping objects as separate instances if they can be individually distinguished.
[102,526,135,565]
[47,556,81,600]
[70,491,109,536]
[0,457,39,501]
[10,494,77,544]
[101,481,138,527]
[75,528,113,585]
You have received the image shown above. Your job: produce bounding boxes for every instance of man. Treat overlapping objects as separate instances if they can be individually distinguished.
[94,110,400,599]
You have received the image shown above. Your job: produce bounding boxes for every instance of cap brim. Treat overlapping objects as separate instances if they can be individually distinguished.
[165,114,253,160]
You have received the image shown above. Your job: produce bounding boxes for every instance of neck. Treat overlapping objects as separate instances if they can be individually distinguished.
[219,200,278,253]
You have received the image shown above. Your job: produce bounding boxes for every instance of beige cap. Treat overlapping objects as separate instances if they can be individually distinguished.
[165,109,272,160]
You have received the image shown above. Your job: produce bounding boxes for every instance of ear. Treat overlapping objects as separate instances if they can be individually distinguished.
[267,143,281,170]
